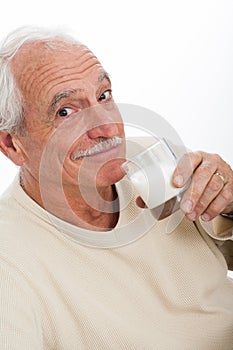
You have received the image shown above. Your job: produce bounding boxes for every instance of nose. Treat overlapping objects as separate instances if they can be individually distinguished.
[87,122,120,139]
[85,104,122,139]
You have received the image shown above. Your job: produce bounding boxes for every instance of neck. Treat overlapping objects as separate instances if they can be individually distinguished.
[19,170,119,231]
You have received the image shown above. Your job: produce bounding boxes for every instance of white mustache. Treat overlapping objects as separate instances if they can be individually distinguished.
[72,136,123,160]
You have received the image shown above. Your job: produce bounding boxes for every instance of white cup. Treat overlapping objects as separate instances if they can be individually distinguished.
[121,139,188,209]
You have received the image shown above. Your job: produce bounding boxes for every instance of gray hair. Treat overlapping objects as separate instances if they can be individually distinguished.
[0,26,78,135]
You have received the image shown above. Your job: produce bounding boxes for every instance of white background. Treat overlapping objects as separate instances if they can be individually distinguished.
[0,1,232,278]
[0,0,233,194]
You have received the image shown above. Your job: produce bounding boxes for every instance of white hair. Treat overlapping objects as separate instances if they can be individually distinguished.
[0,26,78,135]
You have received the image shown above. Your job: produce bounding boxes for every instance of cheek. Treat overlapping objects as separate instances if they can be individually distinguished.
[19,127,55,169]
[118,123,125,136]
[96,158,126,186]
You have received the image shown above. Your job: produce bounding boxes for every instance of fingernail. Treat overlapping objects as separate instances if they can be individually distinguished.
[181,199,193,213]
[187,211,196,221]
[201,213,211,221]
[174,175,184,186]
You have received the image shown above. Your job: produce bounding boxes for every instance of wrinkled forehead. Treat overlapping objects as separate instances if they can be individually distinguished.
[10,40,104,106]
[11,40,101,82]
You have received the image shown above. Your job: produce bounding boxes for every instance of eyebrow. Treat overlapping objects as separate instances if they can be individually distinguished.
[48,71,111,115]
[98,71,111,83]
[49,89,79,114]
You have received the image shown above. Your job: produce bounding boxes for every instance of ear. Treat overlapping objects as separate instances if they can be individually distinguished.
[0,132,25,166]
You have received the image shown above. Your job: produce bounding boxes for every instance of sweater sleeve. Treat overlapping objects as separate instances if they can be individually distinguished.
[0,262,43,350]
[196,216,233,270]
[198,215,233,241]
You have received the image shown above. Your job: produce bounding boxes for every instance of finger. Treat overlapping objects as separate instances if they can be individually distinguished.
[180,158,217,216]
[173,151,203,188]
[201,185,233,221]
[186,172,224,220]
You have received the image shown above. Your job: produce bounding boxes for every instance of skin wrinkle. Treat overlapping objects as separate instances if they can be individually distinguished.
[23,63,64,96]
[47,73,111,119]
[49,72,110,110]
[28,71,111,129]
[18,65,107,130]
[16,44,100,102]
[37,58,101,96]
[48,79,110,115]
[35,62,103,106]
[70,122,120,158]
[17,52,66,93]
[16,60,110,135]
[43,64,101,94]
[49,89,82,114]
[68,121,122,165]
[22,44,98,92]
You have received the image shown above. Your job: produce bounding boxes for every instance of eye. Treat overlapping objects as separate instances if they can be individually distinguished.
[57,107,73,118]
[98,89,112,102]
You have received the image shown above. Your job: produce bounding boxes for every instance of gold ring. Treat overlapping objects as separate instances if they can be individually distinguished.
[214,172,225,184]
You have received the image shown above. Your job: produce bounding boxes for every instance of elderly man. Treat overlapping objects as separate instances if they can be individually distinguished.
[0,27,233,350]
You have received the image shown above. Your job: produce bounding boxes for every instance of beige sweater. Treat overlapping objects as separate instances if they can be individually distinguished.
[0,175,233,350]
